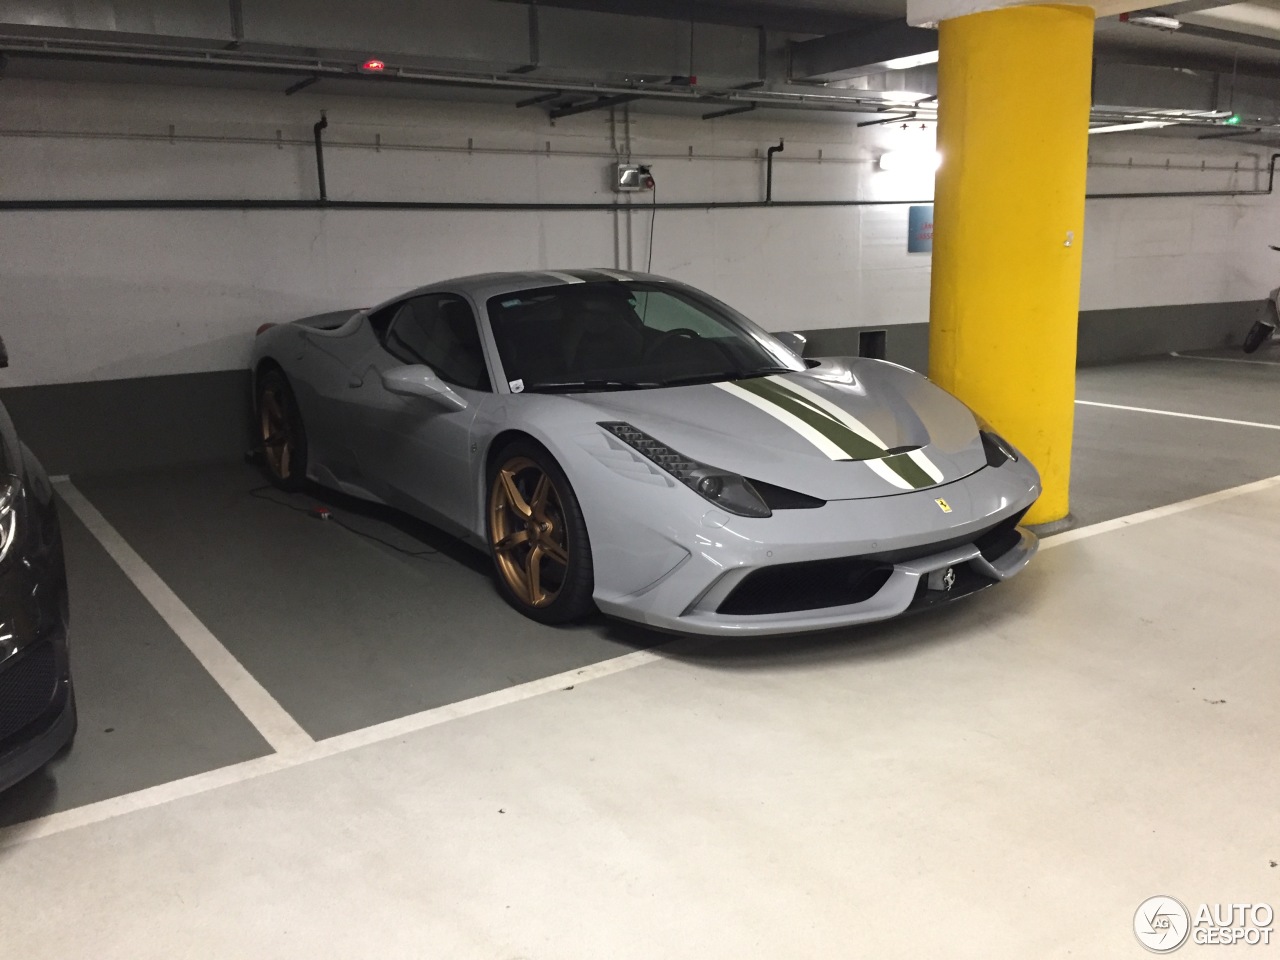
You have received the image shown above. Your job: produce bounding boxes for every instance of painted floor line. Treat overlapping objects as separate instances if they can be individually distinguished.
[0,645,673,849]
[1169,350,1280,367]
[11,474,1280,850]
[1040,473,1280,551]
[1075,398,1280,431]
[53,479,314,755]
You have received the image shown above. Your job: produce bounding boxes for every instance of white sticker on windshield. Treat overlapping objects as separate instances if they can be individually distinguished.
[509,379,525,394]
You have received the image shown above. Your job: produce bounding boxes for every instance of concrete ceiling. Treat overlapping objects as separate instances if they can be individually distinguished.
[4,0,1280,134]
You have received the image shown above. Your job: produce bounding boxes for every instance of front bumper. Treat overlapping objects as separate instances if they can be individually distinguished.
[591,463,1040,637]
[0,488,74,794]
[0,665,75,794]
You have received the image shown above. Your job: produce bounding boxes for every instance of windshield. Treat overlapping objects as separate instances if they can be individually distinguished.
[485,281,804,393]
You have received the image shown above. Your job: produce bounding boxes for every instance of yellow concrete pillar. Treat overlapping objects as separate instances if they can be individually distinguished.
[928,4,1094,525]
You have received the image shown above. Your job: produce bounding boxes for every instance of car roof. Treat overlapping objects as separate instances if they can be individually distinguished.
[368,269,668,313]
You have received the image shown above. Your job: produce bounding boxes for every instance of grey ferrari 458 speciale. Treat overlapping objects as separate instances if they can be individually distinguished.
[250,269,1040,636]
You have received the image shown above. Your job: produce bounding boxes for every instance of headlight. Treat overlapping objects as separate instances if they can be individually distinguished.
[599,422,772,518]
[0,477,20,563]
[975,418,1019,467]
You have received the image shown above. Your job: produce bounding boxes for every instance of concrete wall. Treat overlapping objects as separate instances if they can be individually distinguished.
[1,78,1277,473]
[0,77,942,387]
[2,79,1275,389]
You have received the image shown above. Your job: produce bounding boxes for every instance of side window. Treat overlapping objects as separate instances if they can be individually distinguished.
[367,304,399,341]
[385,294,492,392]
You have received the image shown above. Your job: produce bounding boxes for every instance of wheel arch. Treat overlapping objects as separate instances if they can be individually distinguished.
[484,428,551,474]
[252,356,286,397]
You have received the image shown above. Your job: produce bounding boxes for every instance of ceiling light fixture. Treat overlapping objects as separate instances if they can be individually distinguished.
[1121,13,1182,30]
[1088,121,1176,135]
[883,50,940,70]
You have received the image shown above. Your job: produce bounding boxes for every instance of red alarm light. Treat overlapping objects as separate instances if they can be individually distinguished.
[361,59,386,73]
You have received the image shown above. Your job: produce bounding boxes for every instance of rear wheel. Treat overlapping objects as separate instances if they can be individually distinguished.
[487,440,595,624]
[257,369,308,490]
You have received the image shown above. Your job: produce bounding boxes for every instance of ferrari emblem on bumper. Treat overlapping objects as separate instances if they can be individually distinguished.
[927,566,957,592]
[935,497,952,513]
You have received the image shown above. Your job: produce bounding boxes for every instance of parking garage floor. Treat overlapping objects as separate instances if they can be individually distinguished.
[2,352,1279,958]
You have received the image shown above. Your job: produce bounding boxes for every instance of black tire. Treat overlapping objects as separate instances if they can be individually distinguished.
[54,682,77,759]
[1243,319,1274,354]
[256,369,308,491]
[486,438,595,624]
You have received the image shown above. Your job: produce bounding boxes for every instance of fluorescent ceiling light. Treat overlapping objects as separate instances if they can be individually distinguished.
[1126,14,1181,29]
[879,150,942,172]
[878,90,931,103]
[883,50,940,70]
[1088,121,1176,135]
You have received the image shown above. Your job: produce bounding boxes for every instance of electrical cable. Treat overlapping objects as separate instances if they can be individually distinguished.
[647,181,658,273]
[248,485,442,560]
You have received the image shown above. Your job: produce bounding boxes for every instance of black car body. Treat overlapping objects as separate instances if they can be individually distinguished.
[0,393,75,793]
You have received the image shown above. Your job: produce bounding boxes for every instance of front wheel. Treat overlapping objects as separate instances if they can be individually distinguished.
[487,440,595,624]
[1243,319,1274,354]
[256,369,308,490]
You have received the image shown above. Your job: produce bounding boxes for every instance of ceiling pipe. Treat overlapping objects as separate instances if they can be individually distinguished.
[0,40,939,116]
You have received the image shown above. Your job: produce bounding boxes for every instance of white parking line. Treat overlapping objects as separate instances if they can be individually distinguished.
[53,479,314,755]
[0,646,670,849]
[1169,351,1280,367]
[1075,399,1280,431]
[1041,473,1280,551]
[9,471,1278,850]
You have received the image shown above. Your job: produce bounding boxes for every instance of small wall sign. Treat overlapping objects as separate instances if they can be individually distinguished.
[908,204,934,253]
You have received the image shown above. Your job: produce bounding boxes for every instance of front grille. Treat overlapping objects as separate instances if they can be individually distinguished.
[974,507,1028,561]
[718,559,893,615]
[0,641,59,743]
[863,506,1030,566]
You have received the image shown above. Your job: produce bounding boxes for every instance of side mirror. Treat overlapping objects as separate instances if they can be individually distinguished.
[0,335,8,369]
[775,331,807,357]
[380,365,467,411]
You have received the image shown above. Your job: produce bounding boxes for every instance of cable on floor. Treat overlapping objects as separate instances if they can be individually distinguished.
[248,485,443,560]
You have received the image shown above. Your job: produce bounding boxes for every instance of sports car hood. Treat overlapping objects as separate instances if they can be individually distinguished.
[571,359,989,501]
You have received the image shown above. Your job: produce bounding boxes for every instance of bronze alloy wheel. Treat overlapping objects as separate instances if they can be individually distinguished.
[489,456,572,608]
[260,384,294,482]
[257,370,307,490]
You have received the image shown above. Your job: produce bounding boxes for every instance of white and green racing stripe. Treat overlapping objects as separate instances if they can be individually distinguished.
[713,375,944,491]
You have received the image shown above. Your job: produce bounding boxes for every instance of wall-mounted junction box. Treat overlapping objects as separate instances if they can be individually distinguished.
[615,163,655,192]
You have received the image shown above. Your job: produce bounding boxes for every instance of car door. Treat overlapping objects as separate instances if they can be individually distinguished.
[345,293,492,530]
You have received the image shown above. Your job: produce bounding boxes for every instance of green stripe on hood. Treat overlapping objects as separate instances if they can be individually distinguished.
[734,376,938,490]
[734,377,884,459]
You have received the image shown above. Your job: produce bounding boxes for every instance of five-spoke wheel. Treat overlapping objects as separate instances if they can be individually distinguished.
[487,441,594,623]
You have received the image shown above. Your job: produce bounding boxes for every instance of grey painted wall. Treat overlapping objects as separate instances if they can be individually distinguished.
[803,299,1264,372]
[3,370,251,477]
[3,300,1263,477]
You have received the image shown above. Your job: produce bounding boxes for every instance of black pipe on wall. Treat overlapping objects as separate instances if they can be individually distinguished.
[0,155,1275,212]
[313,112,328,202]
[765,139,785,202]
